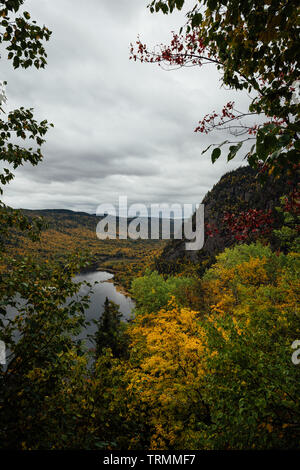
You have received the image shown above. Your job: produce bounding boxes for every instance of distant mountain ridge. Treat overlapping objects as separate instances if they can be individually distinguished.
[20,209,183,238]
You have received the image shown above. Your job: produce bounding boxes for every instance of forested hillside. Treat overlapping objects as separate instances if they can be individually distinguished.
[156,165,298,275]
[3,209,166,290]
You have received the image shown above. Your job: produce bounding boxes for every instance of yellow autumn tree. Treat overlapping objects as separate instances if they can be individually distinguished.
[123,297,211,449]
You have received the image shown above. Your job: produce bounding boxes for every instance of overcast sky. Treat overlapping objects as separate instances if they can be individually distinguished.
[1,0,252,214]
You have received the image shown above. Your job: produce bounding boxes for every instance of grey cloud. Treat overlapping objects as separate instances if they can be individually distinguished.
[2,0,248,213]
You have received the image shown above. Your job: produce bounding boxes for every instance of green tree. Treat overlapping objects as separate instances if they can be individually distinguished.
[0,255,93,449]
[94,297,129,359]
[273,194,300,253]
[0,0,53,242]
[200,243,300,449]
[131,269,198,314]
[0,0,97,450]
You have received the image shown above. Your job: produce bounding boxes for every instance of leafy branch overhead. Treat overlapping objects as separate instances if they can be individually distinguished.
[132,1,300,174]
[0,0,53,241]
[0,2,51,69]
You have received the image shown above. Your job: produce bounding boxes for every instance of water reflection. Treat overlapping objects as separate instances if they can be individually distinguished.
[2,271,135,357]
[74,271,135,346]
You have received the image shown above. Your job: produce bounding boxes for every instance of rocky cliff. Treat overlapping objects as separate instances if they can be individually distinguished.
[155,165,293,275]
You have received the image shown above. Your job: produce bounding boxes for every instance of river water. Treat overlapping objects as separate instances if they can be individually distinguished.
[3,271,135,354]
[74,270,135,347]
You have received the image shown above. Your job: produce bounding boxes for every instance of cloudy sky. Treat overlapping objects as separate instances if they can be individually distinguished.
[2,0,252,214]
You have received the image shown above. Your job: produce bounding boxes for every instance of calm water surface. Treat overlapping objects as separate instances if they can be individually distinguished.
[4,271,135,351]
[74,270,135,346]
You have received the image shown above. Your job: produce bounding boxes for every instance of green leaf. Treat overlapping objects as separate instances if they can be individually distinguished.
[176,0,185,10]
[227,142,243,161]
[264,134,278,152]
[211,147,221,163]
[191,12,202,27]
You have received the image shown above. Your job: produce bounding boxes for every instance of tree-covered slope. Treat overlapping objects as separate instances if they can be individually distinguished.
[155,165,295,274]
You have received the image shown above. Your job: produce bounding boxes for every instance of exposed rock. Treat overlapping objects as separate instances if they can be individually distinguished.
[155,165,292,275]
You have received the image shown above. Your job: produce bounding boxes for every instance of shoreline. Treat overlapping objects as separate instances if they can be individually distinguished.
[78,262,131,297]
[107,279,131,297]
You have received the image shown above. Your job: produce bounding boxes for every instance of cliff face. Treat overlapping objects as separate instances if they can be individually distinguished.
[155,165,291,274]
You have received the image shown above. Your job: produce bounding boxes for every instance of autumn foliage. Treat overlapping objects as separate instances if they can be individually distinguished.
[1,0,299,452]
[223,209,274,242]
[131,0,300,174]
[119,243,300,449]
